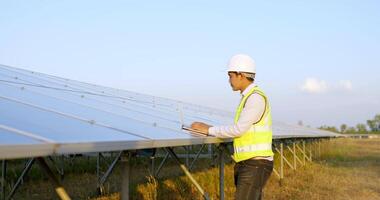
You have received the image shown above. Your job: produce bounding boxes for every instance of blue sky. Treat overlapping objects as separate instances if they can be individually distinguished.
[1,0,379,128]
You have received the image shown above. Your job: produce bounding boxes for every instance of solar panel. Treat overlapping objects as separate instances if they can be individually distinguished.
[0,64,339,160]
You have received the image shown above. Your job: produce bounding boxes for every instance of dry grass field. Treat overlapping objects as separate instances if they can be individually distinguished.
[7,138,380,200]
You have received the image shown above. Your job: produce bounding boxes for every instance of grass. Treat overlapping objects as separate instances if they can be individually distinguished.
[264,138,380,200]
[4,138,380,200]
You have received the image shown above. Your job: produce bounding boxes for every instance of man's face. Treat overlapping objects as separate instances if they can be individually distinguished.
[228,72,241,91]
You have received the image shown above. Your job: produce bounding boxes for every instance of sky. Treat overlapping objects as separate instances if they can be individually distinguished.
[1,0,379,128]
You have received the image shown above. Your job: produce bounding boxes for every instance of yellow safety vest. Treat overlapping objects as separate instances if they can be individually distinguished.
[233,86,274,162]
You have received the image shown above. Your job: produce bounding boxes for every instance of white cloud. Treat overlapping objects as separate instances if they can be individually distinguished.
[300,78,353,94]
[338,80,353,91]
[301,78,328,94]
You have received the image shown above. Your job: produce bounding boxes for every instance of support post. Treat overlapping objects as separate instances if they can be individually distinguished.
[318,140,322,158]
[295,143,310,163]
[98,151,123,194]
[96,153,101,184]
[189,144,206,171]
[150,154,155,175]
[186,146,190,167]
[208,144,212,159]
[7,158,35,200]
[272,168,280,178]
[211,145,216,167]
[1,160,6,200]
[293,142,297,170]
[155,151,169,177]
[121,152,131,200]
[286,145,302,167]
[309,142,312,162]
[218,145,225,200]
[275,145,294,170]
[280,143,284,185]
[165,147,210,200]
[48,156,64,180]
[36,157,71,200]
[302,141,306,165]
[59,155,65,180]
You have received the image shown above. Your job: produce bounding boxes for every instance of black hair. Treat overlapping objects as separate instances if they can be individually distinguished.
[230,72,255,82]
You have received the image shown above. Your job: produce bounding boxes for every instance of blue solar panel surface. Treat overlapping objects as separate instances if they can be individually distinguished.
[0,64,339,159]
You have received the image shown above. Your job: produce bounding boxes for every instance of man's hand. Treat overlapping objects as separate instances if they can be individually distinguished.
[190,122,211,135]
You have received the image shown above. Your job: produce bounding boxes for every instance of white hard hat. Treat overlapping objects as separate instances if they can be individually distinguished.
[227,54,256,74]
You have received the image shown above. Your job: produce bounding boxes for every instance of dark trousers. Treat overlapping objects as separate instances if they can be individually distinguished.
[234,159,273,200]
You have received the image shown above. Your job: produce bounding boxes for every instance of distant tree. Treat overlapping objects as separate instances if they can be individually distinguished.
[374,114,380,130]
[367,120,376,131]
[346,127,357,134]
[319,125,339,133]
[317,114,380,134]
[356,124,367,133]
[298,120,303,126]
[366,114,380,132]
[340,124,347,133]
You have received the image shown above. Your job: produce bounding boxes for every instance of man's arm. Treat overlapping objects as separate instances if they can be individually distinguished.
[208,93,266,138]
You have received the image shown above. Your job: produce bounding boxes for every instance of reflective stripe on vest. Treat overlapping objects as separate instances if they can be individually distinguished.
[235,143,272,154]
[232,86,274,162]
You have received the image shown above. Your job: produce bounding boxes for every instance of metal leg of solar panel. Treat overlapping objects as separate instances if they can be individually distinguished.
[36,157,71,200]
[165,147,210,200]
[285,142,302,170]
[96,153,101,183]
[121,152,131,200]
[293,142,297,170]
[275,144,294,170]
[6,158,35,200]
[302,141,306,164]
[218,144,225,200]
[272,142,287,183]
[60,155,65,179]
[186,146,190,167]
[280,143,284,185]
[272,167,280,179]
[271,142,279,179]
[212,145,218,167]
[309,141,313,162]
[305,141,311,162]
[97,154,105,190]
[189,144,206,171]
[208,144,212,159]
[154,151,169,178]
[314,139,318,159]
[150,154,155,175]
[295,142,307,166]
[318,139,321,158]
[48,156,64,180]
[1,160,6,200]
[97,151,123,195]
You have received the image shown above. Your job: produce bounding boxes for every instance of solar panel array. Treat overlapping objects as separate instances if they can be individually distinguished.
[0,64,339,160]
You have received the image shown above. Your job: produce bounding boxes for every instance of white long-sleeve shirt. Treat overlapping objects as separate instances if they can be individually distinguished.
[209,83,273,161]
[208,83,265,138]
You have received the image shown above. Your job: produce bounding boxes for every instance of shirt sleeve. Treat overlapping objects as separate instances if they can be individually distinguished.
[208,93,266,138]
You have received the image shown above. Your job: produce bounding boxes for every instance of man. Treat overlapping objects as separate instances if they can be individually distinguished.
[191,54,274,200]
